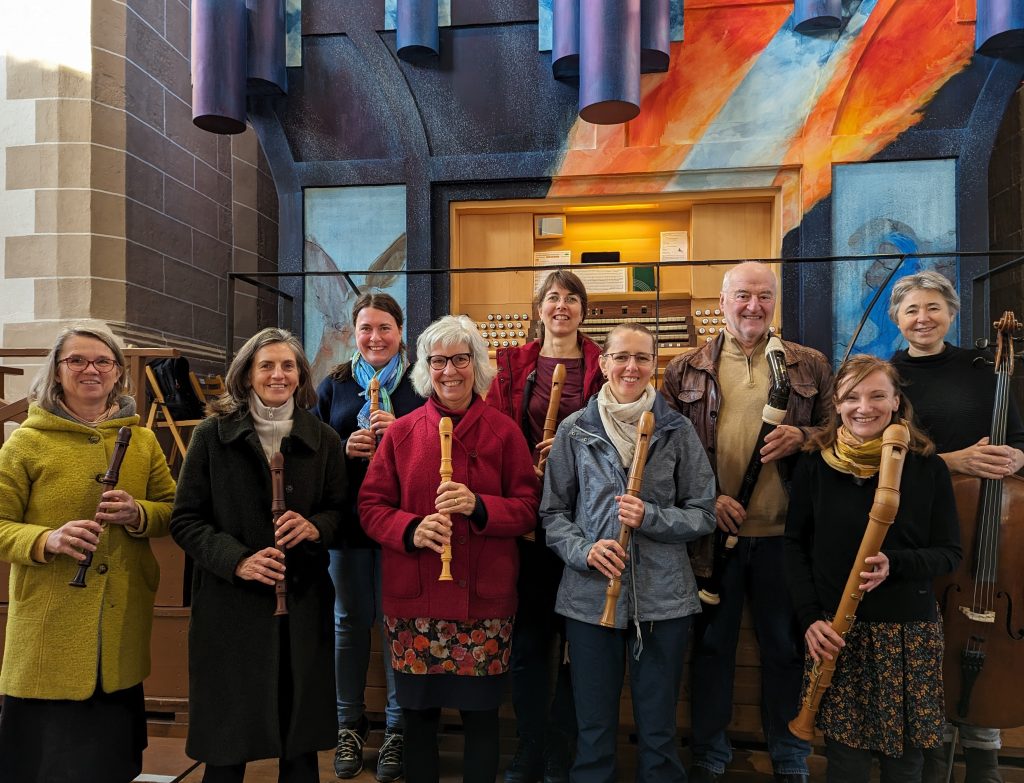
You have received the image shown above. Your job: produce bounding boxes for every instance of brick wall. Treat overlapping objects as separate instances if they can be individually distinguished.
[121,0,279,368]
[0,0,279,395]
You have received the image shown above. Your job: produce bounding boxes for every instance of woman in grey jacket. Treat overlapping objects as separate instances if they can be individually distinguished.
[541,323,717,783]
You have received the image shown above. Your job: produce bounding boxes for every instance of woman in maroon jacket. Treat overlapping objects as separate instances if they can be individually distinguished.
[486,269,604,783]
[360,315,539,783]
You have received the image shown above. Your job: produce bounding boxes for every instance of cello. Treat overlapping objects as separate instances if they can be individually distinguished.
[938,311,1024,728]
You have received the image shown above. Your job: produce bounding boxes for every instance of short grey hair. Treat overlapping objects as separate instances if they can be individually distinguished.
[888,270,960,323]
[211,327,316,416]
[721,261,778,295]
[29,325,130,413]
[411,315,495,398]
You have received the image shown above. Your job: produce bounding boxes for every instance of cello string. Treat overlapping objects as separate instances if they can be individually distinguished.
[976,356,1010,616]
[969,350,1010,621]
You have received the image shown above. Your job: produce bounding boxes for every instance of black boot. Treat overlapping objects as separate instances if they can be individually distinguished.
[504,736,543,783]
[542,734,569,783]
[963,748,1003,783]
[922,743,953,783]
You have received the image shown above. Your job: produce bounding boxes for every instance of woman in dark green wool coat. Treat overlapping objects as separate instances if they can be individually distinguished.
[171,327,346,783]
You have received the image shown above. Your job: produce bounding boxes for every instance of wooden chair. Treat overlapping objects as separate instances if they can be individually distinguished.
[145,365,204,468]
[0,397,28,446]
[189,372,225,403]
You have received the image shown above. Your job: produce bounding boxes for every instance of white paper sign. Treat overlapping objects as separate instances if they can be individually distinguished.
[533,250,571,293]
[574,266,627,293]
[660,231,689,264]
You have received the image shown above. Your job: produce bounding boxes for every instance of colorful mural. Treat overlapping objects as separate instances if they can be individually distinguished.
[303,186,408,384]
[831,159,958,364]
[548,0,976,229]
[261,0,1019,357]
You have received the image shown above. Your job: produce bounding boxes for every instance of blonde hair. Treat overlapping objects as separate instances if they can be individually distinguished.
[804,354,933,456]
[29,325,130,413]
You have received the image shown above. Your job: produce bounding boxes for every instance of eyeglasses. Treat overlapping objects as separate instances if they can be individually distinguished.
[544,293,582,306]
[428,353,472,371]
[59,356,119,373]
[603,352,655,367]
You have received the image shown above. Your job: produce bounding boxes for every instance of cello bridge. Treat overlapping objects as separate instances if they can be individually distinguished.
[958,606,995,623]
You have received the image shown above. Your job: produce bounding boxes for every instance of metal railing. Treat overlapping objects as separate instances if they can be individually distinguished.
[225,250,1024,364]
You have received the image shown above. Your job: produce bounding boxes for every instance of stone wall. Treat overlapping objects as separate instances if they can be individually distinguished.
[988,82,1023,400]
[990,83,1023,253]
[0,0,279,397]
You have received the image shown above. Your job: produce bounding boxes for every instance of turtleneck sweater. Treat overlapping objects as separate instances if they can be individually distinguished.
[248,392,295,461]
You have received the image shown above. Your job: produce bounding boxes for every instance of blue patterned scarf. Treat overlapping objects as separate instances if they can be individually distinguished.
[353,351,408,429]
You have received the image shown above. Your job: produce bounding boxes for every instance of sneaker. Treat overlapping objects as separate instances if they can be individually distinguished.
[334,717,369,779]
[376,727,404,782]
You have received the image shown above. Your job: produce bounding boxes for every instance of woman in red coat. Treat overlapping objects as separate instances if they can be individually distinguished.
[485,270,604,783]
[359,315,540,783]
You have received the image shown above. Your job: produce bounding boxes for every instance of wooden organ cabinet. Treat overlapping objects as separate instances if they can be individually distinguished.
[450,195,781,385]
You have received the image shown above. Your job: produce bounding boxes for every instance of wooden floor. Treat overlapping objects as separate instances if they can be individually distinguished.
[137,730,1024,782]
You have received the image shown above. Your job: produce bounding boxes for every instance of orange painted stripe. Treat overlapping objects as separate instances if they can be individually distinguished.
[782,0,974,214]
[551,3,791,193]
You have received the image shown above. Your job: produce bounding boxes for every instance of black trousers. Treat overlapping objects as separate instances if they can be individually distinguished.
[403,707,499,783]
[201,752,319,783]
[509,538,576,748]
[826,737,924,783]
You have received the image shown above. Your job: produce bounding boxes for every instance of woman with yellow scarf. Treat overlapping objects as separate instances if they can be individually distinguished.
[783,355,961,783]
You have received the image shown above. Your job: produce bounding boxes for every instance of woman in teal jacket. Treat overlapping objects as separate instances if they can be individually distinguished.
[0,326,176,783]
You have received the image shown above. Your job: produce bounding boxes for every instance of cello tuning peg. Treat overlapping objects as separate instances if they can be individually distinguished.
[972,356,994,367]
[974,338,991,350]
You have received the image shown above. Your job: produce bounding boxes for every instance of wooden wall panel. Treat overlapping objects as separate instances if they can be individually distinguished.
[454,213,535,321]
[144,607,190,700]
[690,202,774,298]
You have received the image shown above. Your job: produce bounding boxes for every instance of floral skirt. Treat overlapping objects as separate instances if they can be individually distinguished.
[810,619,945,757]
[385,615,514,676]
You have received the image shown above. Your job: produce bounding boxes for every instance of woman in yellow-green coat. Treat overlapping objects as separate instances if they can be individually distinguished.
[0,326,176,783]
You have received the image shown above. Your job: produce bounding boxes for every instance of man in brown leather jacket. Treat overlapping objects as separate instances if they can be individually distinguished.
[660,262,833,783]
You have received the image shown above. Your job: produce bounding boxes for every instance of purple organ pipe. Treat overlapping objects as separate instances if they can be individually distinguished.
[579,0,641,125]
[192,0,247,134]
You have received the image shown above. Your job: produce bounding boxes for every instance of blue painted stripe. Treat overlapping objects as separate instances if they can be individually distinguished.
[682,0,877,172]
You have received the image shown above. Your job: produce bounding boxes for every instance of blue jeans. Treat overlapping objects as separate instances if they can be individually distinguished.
[566,616,692,783]
[944,722,1002,750]
[329,547,401,729]
[689,536,809,776]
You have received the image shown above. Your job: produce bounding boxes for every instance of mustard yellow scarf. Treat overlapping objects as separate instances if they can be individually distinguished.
[822,426,884,479]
